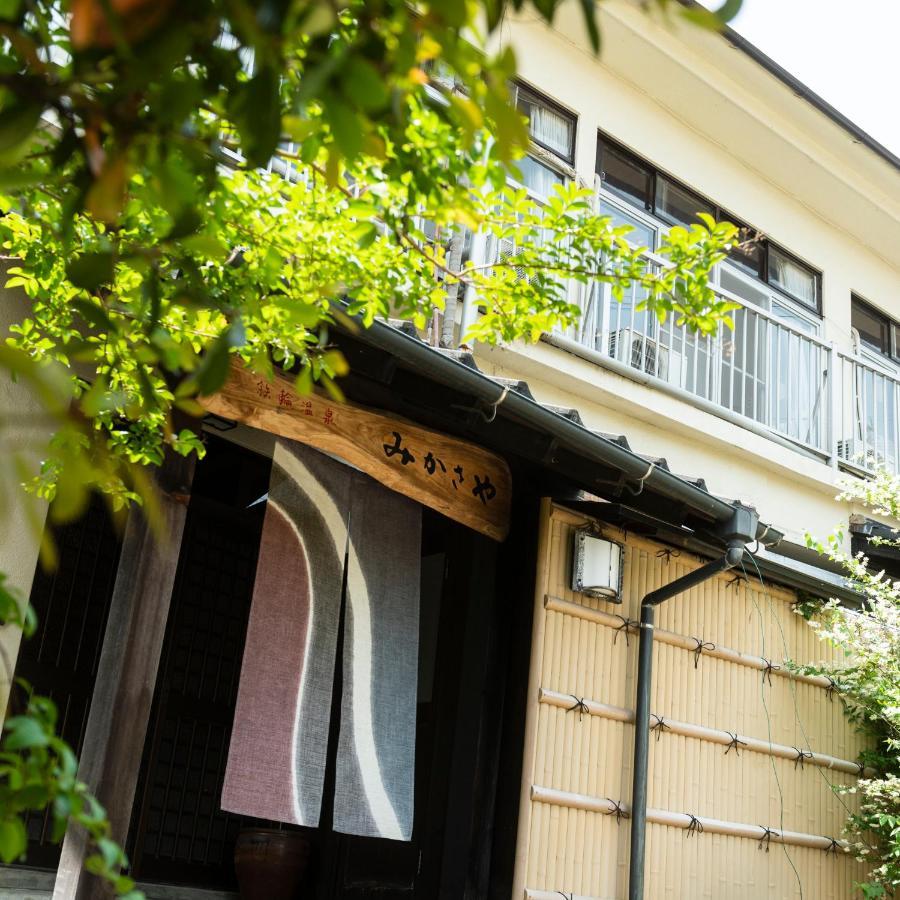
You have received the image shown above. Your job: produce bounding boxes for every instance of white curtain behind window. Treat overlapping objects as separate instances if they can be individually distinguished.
[529,104,573,159]
[770,250,816,307]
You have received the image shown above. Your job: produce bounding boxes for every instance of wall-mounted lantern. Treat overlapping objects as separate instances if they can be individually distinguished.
[572,529,623,601]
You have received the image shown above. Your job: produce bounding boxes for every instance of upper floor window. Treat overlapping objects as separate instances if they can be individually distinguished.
[514,83,576,164]
[595,133,821,315]
[852,295,900,363]
[511,83,576,197]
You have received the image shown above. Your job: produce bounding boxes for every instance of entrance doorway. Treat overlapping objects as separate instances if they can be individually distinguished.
[126,433,504,897]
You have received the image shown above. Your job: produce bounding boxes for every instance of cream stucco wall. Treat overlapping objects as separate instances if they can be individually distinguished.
[476,2,900,544]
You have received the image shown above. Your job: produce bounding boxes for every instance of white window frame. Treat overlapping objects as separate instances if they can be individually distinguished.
[507,83,577,202]
[596,187,821,336]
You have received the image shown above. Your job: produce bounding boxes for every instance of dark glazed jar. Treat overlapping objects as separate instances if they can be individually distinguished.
[234,828,311,900]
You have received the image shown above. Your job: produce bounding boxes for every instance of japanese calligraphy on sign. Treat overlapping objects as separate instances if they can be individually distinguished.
[199,361,512,541]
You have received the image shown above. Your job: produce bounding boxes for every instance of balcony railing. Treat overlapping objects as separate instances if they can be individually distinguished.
[542,261,900,475]
[834,351,900,473]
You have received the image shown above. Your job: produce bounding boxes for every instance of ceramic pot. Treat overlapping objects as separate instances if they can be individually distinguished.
[234,828,311,900]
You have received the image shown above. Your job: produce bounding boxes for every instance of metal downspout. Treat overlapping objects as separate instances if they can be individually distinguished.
[627,515,755,900]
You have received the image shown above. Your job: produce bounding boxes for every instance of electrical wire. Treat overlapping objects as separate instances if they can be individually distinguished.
[745,550,857,818]
[739,556,805,900]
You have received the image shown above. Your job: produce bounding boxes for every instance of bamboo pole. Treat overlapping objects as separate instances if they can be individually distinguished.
[525,891,607,900]
[538,689,873,777]
[544,594,834,690]
[530,785,849,853]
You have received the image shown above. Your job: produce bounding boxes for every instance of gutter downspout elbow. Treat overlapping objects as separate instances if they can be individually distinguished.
[627,538,748,900]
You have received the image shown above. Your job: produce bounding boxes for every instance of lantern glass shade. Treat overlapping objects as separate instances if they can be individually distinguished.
[572,531,623,600]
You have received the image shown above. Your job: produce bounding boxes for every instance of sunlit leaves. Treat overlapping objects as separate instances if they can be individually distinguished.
[0,101,43,161]
[66,252,116,291]
[804,470,900,896]
[0,683,139,895]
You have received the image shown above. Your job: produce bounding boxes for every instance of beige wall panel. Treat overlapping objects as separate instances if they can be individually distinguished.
[514,504,869,899]
[645,732,856,839]
[644,827,869,900]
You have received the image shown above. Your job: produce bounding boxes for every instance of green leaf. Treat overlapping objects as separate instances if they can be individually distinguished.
[340,59,389,112]
[3,716,49,750]
[0,168,45,192]
[230,64,281,167]
[352,221,377,248]
[67,253,115,291]
[96,836,123,868]
[577,0,601,53]
[711,0,743,22]
[0,819,26,864]
[0,0,23,18]
[193,321,243,396]
[14,783,50,809]
[0,101,42,156]
[323,94,363,160]
[166,208,204,240]
[85,156,128,223]
[179,234,229,261]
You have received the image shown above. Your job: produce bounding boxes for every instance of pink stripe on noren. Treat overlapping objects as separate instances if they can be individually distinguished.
[221,503,311,823]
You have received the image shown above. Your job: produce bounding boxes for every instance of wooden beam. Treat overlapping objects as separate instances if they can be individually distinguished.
[53,452,194,900]
[200,361,512,541]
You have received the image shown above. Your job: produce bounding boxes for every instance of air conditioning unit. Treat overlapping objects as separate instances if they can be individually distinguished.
[496,235,548,286]
[837,438,888,470]
[608,329,684,384]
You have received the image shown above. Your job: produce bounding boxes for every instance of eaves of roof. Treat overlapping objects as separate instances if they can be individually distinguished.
[721,26,900,176]
[671,0,900,177]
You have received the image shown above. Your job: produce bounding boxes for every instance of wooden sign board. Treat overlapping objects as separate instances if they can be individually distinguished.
[200,362,512,541]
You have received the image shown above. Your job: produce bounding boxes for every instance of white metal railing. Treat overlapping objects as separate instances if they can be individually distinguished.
[557,260,834,456]
[558,263,900,474]
[834,351,900,474]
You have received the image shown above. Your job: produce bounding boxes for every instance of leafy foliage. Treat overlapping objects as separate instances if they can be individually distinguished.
[0,0,743,528]
[0,0,742,891]
[0,691,141,897]
[0,578,139,896]
[805,472,900,897]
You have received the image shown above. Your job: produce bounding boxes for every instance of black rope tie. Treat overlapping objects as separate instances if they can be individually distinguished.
[825,676,840,701]
[757,826,779,852]
[605,799,630,824]
[686,814,704,838]
[690,637,716,669]
[613,615,639,647]
[650,714,670,742]
[726,573,745,589]
[724,731,748,756]
[566,696,590,721]
[656,548,680,563]
[761,658,781,685]
[556,893,573,900]
[856,762,865,777]
[824,837,841,855]
[793,748,814,769]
